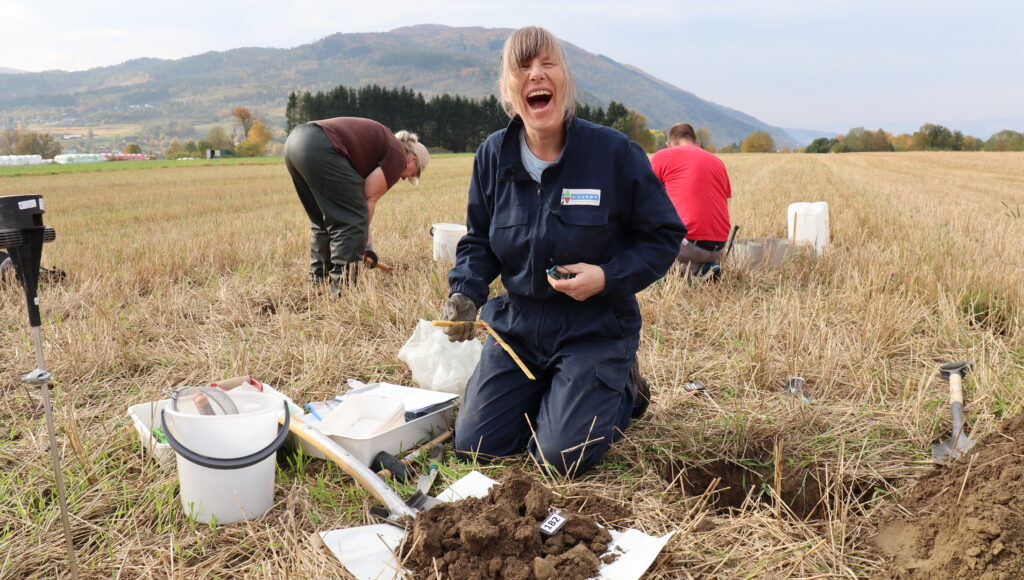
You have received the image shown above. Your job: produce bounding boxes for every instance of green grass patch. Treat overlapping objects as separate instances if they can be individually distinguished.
[0,157,283,178]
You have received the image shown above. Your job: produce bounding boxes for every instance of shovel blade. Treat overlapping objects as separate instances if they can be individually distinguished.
[931,432,976,464]
[405,490,443,511]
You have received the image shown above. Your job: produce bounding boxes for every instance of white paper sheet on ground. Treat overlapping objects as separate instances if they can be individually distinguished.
[344,380,459,413]
[319,471,675,580]
[434,469,499,502]
[599,528,676,580]
[320,524,405,580]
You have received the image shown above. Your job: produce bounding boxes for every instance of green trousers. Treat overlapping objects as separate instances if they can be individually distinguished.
[284,123,367,288]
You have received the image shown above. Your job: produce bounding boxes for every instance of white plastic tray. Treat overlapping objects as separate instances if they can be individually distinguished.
[128,399,173,462]
[297,404,454,466]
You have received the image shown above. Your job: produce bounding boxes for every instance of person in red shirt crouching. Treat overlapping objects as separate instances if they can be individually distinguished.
[650,122,732,281]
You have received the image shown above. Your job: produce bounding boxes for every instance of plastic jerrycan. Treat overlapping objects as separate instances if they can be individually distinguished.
[787,202,830,255]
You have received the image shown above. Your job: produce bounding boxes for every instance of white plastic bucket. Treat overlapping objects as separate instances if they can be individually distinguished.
[430,223,467,262]
[787,202,830,255]
[161,391,289,525]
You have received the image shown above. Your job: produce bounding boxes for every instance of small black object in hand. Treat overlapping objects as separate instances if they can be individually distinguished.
[546,264,574,280]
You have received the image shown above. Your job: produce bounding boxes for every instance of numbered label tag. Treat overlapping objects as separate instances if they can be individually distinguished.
[539,510,567,535]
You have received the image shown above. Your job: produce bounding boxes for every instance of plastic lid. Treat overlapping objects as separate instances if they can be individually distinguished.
[170,386,238,415]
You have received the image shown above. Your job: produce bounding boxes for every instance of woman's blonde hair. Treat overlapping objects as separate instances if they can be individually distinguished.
[394,130,419,152]
[394,130,430,185]
[498,26,576,121]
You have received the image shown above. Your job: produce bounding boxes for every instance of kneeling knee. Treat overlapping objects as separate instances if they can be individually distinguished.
[531,441,604,479]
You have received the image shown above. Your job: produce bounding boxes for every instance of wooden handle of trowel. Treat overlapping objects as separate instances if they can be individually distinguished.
[949,373,964,405]
[404,430,453,463]
[280,414,415,518]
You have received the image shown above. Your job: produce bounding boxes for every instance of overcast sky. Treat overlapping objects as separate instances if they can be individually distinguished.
[3,0,1021,134]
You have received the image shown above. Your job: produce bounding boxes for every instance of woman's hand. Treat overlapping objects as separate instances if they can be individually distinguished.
[442,293,478,342]
[547,263,605,301]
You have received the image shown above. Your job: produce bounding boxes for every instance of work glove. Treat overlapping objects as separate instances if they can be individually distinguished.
[442,293,478,342]
[363,243,378,269]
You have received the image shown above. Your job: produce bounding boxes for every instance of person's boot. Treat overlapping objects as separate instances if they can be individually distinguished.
[309,263,329,286]
[328,261,360,297]
[41,267,66,284]
[692,262,722,283]
[309,227,331,285]
[630,361,652,419]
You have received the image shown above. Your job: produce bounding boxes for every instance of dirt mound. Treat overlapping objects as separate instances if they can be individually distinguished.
[873,413,1024,579]
[399,471,616,580]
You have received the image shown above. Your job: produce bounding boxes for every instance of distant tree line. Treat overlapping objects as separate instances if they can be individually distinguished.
[231,107,273,157]
[166,126,236,159]
[286,84,660,153]
[287,85,505,153]
[164,107,274,159]
[0,128,62,158]
[803,125,1024,154]
[714,131,778,154]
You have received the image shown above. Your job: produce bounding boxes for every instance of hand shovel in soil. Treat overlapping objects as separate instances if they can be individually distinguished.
[404,445,445,511]
[931,361,977,464]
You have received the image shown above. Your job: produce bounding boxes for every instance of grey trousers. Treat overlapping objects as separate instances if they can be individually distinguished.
[676,239,725,274]
[284,124,368,285]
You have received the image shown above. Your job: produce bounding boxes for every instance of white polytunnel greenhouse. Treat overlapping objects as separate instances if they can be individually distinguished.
[54,154,109,164]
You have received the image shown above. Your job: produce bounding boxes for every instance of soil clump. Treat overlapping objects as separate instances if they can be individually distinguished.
[873,413,1024,579]
[400,471,616,580]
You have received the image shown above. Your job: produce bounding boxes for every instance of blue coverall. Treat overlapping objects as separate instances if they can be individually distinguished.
[449,116,686,477]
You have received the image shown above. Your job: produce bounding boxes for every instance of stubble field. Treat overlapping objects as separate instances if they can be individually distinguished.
[1,152,1022,578]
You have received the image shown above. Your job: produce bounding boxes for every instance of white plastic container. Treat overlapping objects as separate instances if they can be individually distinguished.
[298,403,454,466]
[316,394,406,439]
[128,400,175,461]
[787,202,830,255]
[430,223,467,262]
[129,381,299,466]
[161,391,289,525]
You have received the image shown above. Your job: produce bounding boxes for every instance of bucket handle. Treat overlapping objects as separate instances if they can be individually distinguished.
[160,401,290,470]
[429,225,435,237]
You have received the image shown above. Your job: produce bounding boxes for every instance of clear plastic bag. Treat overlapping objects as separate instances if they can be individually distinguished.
[397,319,482,395]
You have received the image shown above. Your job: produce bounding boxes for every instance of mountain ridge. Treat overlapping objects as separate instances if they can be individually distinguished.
[0,25,796,148]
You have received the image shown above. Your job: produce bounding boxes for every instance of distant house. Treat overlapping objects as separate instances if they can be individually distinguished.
[205,149,222,159]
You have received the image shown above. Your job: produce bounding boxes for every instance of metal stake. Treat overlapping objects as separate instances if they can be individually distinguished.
[23,325,80,580]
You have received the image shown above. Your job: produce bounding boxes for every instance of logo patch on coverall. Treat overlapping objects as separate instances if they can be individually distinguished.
[561,189,601,206]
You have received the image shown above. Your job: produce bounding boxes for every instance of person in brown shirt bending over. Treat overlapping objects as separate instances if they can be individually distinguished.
[284,117,430,294]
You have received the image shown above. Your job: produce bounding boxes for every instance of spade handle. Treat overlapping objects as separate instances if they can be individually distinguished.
[283,414,415,518]
[949,372,964,405]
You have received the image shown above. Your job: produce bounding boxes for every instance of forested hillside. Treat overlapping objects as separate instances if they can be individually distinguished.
[0,25,795,148]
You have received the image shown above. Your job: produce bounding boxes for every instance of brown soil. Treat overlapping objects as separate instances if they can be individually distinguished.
[400,471,615,580]
[872,413,1024,579]
[559,490,633,524]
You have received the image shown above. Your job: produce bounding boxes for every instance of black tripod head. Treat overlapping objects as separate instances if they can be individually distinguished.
[0,195,57,327]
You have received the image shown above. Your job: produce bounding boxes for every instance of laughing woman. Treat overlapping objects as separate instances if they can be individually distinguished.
[442,26,686,477]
